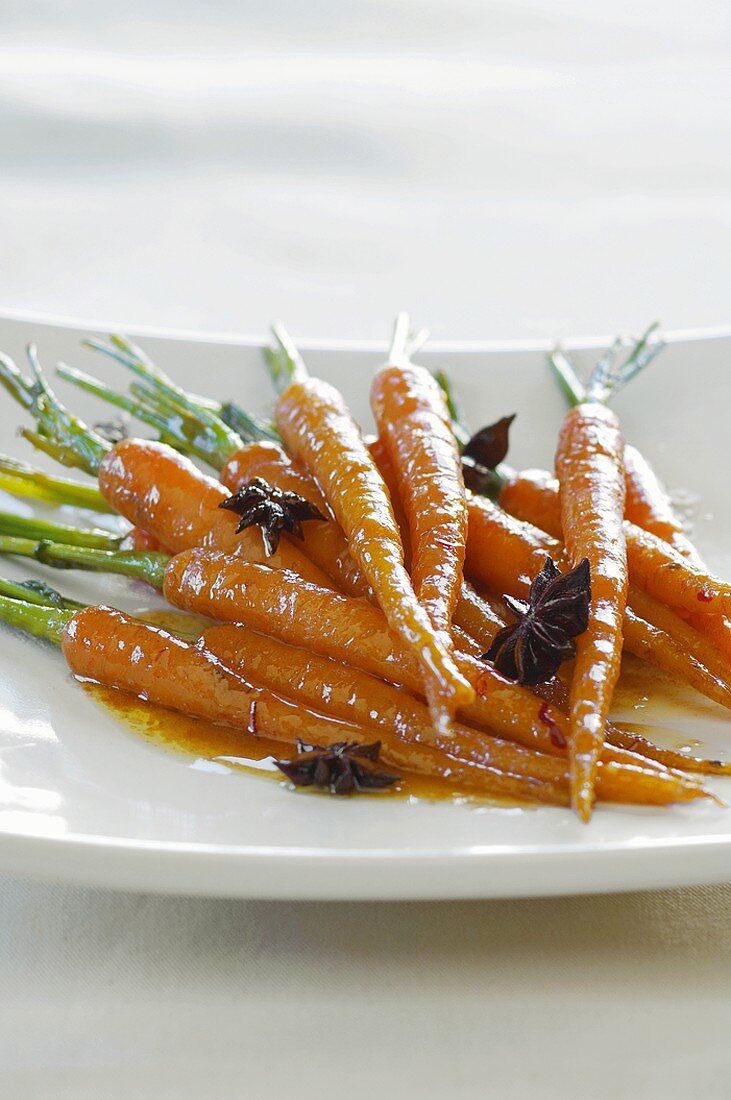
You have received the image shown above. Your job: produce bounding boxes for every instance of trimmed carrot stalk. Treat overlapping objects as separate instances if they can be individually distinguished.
[220,440,369,599]
[275,374,474,731]
[0,453,112,512]
[370,360,468,635]
[97,439,335,588]
[203,624,707,807]
[556,403,628,821]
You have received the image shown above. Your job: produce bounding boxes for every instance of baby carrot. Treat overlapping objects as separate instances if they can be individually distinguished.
[5,594,554,801]
[0,349,335,588]
[624,587,731,711]
[270,326,473,731]
[464,495,731,710]
[626,524,731,618]
[500,470,731,621]
[98,439,333,587]
[555,402,628,820]
[203,625,707,808]
[220,439,369,599]
[370,318,468,636]
[11,540,713,788]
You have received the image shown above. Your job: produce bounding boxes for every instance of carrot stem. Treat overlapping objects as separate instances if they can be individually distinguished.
[0,512,121,550]
[0,453,111,512]
[0,592,72,644]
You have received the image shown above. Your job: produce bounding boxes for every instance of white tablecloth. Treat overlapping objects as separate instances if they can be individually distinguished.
[1,3,730,1096]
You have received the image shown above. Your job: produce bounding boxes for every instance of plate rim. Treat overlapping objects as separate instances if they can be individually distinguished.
[2,304,731,355]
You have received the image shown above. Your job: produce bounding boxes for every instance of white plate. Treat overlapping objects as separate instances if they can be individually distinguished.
[0,312,729,900]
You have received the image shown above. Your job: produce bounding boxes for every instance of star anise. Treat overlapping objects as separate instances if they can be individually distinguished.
[461,414,515,494]
[273,739,400,795]
[483,557,591,685]
[219,477,325,556]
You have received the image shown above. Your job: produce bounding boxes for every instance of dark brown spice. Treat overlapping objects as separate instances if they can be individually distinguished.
[219,476,325,555]
[273,739,400,795]
[483,557,591,685]
[461,415,515,495]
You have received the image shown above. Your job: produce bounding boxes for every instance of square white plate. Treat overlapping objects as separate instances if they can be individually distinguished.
[0,312,729,899]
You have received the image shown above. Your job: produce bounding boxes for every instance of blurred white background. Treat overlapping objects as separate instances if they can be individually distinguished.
[0,0,729,340]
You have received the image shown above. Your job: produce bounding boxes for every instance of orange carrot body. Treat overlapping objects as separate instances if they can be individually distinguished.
[203,625,704,807]
[500,468,731,643]
[66,606,532,797]
[371,364,468,635]
[221,438,498,654]
[164,550,636,767]
[275,376,474,730]
[623,445,702,562]
[120,527,165,553]
[556,403,628,820]
[98,439,333,587]
[468,485,731,710]
[220,441,369,598]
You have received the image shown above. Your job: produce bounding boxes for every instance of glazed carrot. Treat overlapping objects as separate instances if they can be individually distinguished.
[370,323,468,636]
[622,445,702,562]
[271,329,473,731]
[604,724,731,777]
[13,529,722,789]
[98,439,334,587]
[220,440,369,599]
[203,624,707,807]
[501,466,731,660]
[624,588,731,711]
[465,493,731,710]
[120,527,165,553]
[500,470,731,627]
[0,350,335,589]
[2,595,558,804]
[550,348,731,660]
[626,524,731,618]
[221,436,500,653]
[555,403,628,820]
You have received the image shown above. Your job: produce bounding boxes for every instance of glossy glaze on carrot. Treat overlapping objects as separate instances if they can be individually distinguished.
[275,376,474,731]
[556,403,628,820]
[220,440,369,598]
[203,624,705,807]
[98,439,333,587]
[371,363,468,636]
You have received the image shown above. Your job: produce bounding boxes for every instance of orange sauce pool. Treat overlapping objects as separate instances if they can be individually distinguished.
[82,681,527,804]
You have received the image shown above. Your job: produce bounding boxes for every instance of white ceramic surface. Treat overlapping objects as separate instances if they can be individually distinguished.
[0,313,729,900]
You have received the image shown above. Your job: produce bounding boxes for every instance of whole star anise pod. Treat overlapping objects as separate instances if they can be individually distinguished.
[461,414,515,494]
[273,739,400,795]
[483,556,591,685]
[219,476,325,555]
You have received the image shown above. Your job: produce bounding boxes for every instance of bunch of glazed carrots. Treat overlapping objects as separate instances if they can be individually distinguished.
[0,317,728,820]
